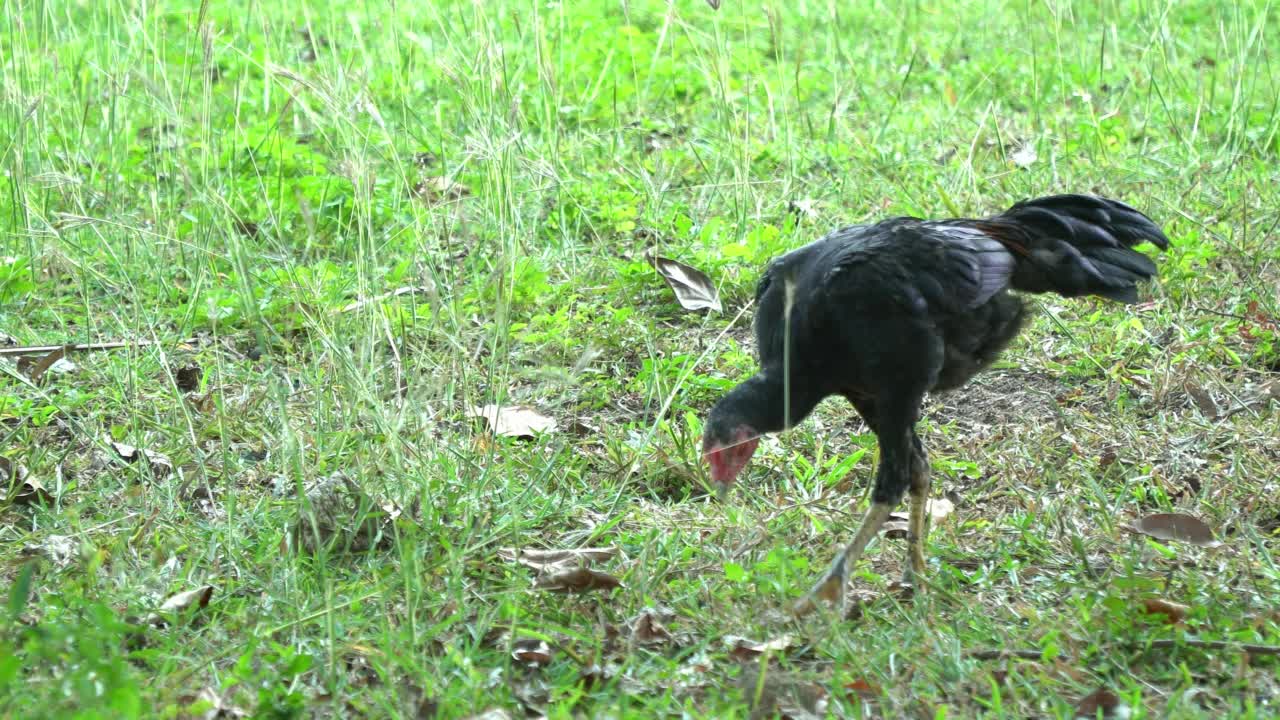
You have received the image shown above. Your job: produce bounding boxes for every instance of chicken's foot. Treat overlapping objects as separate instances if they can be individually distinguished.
[791,502,894,617]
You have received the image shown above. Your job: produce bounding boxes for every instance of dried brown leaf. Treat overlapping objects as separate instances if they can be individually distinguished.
[630,610,674,646]
[578,663,614,690]
[187,390,217,414]
[1098,448,1118,469]
[175,363,203,392]
[9,474,52,506]
[149,585,215,626]
[233,218,261,238]
[844,677,881,700]
[1126,513,1222,548]
[725,634,795,662]
[1184,381,1219,418]
[412,176,469,205]
[1140,597,1191,624]
[532,567,622,593]
[499,546,619,571]
[649,255,722,312]
[469,404,557,439]
[160,585,214,613]
[106,438,173,479]
[290,472,393,554]
[512,638,553,667]
[3,457,52,506]
[881,521,910,539]
[341,285,432,313]
[20,346,70,383]
[1074,687,1123,718]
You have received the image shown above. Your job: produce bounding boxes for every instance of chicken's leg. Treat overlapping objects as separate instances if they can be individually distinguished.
[791,502,893,617]
[903,437,930,584]
[792,399,917,617]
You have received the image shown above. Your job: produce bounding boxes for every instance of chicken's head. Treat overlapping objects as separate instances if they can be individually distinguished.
[702,422,759,493]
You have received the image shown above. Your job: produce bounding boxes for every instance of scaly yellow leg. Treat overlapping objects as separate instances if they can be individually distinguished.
[791,502,895,617]
[903,449,931,584]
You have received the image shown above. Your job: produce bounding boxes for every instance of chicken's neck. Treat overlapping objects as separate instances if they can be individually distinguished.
[713,371,823,437]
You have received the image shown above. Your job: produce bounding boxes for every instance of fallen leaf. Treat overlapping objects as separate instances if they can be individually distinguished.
[1074,687,1125,718]
[187,390,217,414]
[512,638,553,667]
[630,610,674,646]
[342,645,382,688]
[21,534,76,569]
[648,255,722,312]
[411,176,469,205]
[106,438,173,479]
[9,474,52,506]
[1183,381,1219,418]
[233,218,261,238]
[149,585,215,626]
[469,404,557,439]
[787,198,819,220]
[1140,597,1191,624]
[928,497,955,521]
[19,346,71,383]
[510,677,550,716]
[341,285,432,313]
[844,678,881,700]
[725,634,795,662]
[290,472,393,554]
[175,363,203,392]
[642,129,678,153]
[1011,144,1038,168]
[160,585,214,613]
[3,457,52,506]
[1126,513,1222,548]
[881,521,910,539]
[532,567,622,593]
[499,546,619,571]
[1098,449,1118,469]
[578,664,614,690]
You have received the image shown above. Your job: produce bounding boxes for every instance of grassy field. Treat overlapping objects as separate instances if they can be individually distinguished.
[3,0,1279,717]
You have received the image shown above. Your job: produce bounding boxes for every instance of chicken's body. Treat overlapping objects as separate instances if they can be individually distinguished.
[701,194,1170,615]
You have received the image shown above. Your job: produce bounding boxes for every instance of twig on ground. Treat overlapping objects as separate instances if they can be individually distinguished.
[0,339,198,357]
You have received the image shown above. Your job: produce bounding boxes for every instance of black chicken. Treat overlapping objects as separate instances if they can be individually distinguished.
[701,194,1170,615]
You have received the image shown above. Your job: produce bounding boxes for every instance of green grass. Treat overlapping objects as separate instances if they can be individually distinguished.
[2,0,1279,717]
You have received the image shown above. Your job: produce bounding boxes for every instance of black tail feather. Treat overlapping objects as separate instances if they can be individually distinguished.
[983,194,1170,303]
